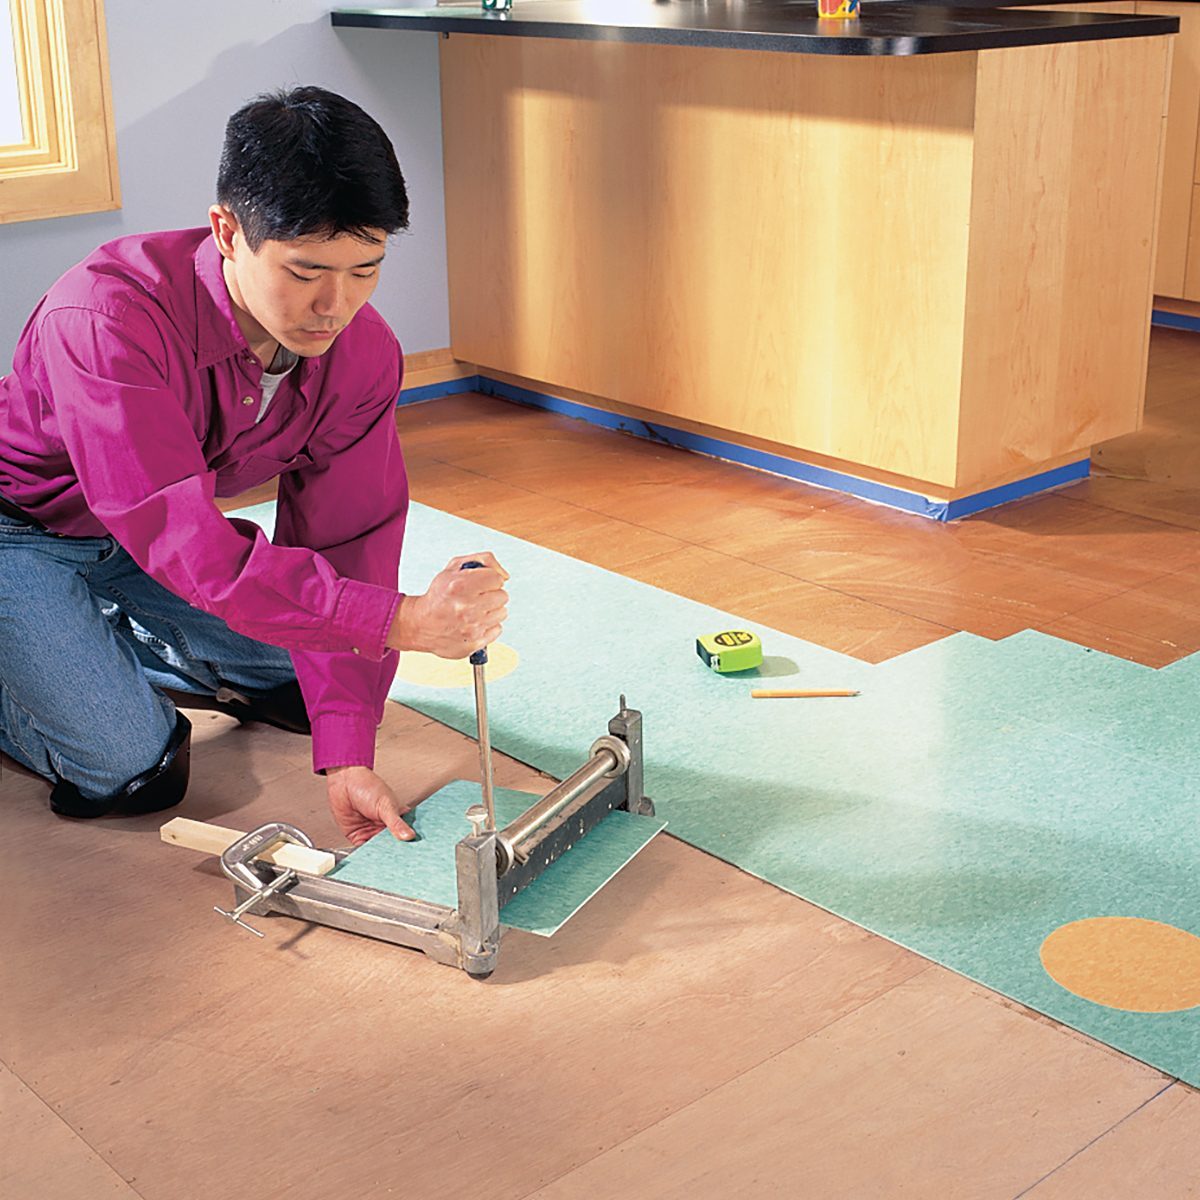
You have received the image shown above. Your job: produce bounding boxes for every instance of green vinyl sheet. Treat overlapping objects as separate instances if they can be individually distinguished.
[329,779,666,937]
[231,499,1200,1084]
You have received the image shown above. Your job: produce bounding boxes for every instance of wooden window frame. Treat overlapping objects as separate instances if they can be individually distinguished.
[0,0,119,224]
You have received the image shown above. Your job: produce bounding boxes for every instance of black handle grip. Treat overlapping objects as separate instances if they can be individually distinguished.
[460,561,488,666]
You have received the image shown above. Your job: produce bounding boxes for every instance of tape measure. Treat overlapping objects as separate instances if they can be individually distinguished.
[696,630,763,674]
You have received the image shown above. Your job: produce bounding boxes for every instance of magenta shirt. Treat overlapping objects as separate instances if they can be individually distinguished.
[0,228,408,774]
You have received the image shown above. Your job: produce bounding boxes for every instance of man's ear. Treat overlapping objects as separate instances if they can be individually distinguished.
[209,204,240,260]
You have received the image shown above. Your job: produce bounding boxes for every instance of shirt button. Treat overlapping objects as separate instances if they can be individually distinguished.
[242,396,255,405]
[352,647,360,655]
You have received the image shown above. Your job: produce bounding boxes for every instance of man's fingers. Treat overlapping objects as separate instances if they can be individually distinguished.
[447,552,510,583]
[388,811,416,842]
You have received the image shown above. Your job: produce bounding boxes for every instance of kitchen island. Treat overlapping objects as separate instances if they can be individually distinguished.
[334,1,1177,517]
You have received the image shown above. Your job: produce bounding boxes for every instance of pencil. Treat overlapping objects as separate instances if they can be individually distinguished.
[750,689,860,698]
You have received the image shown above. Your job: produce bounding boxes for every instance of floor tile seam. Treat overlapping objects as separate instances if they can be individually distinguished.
[413,459,698,552]
[0,1059,150,1200]
[411,455,1025,636]
[509,961,937,1200]
[411,466,947,634]
[477,483,975,640]
[1057,568,1199,624]
[1009,1080,1179,1199]
[412,467,1199,678]
[659,546,968,638]
[1060,489,1200,534]
[503,491,1156,641]
[961,541,1200,600]
[416,472,1174,664]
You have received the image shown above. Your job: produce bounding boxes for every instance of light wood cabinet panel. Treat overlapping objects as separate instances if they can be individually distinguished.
[1183,183,1200,296]
[958,36,1167,482]
[443,38,977,485]
[442,34,1169,491]
[1138,3,1200,296]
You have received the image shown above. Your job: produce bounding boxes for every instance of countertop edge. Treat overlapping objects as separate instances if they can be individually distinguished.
[329,8,1180,57]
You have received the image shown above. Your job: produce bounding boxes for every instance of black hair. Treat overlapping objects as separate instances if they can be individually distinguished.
[216,86,409,249]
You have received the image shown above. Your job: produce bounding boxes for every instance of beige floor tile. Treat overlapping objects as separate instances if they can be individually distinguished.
[1023,1083,1200,1199]
[1033,612,1200,668]
[525,970,1169,1200]
[734,577,952,663]
[0,1064,140,1200]
[1065,475,1200,533]
[1034,569,1200,668]
[957,494,1200,588]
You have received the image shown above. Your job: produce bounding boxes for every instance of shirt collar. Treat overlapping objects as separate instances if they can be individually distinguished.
[192,235,324,392]
[193,234,251,370]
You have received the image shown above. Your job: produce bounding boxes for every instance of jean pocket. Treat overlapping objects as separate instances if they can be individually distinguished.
[0,513,45,536]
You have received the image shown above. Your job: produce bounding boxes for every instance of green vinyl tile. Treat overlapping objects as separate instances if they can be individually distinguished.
[232,499,1200,1082]
[329,780,666,937]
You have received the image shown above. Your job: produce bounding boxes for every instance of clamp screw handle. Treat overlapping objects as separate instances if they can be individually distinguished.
[466,804,489,837]
[214,867,297,937]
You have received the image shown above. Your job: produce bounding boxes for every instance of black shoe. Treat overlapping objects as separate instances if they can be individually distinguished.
[162,679,311,736]
[49,713,192,819]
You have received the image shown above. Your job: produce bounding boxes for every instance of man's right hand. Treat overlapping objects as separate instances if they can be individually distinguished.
[386,553,510,659]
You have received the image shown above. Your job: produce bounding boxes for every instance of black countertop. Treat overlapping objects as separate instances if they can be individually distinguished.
[331,1,1179,57]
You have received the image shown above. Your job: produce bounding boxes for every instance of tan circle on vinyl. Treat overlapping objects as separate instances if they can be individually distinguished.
[1040,917,1200,1013]
[396,642,519,689]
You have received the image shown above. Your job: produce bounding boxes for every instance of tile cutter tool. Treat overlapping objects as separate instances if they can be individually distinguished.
[164,565,654,977]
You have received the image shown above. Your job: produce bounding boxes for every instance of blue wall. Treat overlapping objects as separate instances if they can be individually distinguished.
[0,2,450,371]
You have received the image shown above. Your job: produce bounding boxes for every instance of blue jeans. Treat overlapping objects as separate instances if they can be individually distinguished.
[0,511,295,800]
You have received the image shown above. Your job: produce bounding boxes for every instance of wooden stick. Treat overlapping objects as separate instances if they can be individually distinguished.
[159,816,336,876]
[750,689,860,699]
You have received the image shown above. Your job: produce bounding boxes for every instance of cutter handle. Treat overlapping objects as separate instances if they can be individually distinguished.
[460,560,489,665]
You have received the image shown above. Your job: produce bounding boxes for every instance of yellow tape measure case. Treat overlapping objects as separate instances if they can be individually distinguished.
[696,630,764,673]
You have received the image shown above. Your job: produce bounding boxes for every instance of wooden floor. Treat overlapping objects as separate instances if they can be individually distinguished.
[5,328,1200,1199]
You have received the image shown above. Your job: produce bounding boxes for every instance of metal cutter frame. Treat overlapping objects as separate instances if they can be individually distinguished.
[217,700,653,977]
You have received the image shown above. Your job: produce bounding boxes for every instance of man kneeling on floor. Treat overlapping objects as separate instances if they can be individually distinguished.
[0,86,508,843]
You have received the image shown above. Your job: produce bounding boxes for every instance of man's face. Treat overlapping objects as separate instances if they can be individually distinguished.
[211,206,386,359]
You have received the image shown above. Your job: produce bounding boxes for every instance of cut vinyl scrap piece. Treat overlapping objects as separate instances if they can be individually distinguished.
[330,780,666,937]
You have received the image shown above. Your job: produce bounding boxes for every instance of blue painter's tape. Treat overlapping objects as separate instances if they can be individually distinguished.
[1151,309,1200,334]
[397,376,484,406]
[940,459,1090,519]
[471,377,1089,521]
[395,372,1089,519]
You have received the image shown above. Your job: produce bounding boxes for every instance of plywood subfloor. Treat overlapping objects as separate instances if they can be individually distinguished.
[6,328,1200,1197]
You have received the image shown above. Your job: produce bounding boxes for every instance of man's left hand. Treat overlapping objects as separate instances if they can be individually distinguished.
[325,765,416,845]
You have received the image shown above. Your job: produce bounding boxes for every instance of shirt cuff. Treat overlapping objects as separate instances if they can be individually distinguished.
[332,579,402,661]
[311,712,379,774]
